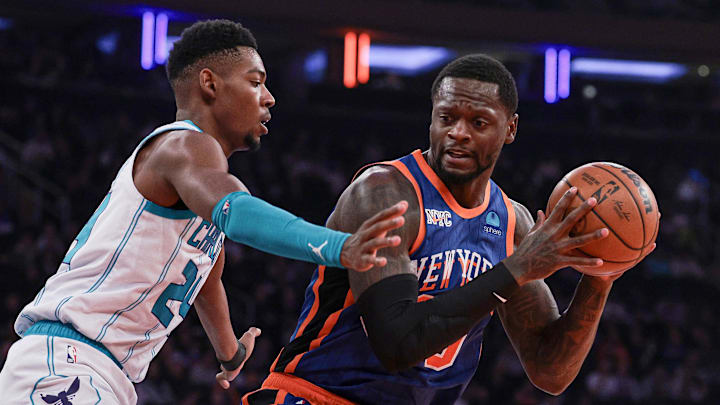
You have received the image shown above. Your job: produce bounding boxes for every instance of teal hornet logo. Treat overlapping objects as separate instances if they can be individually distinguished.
[486,211,500,227]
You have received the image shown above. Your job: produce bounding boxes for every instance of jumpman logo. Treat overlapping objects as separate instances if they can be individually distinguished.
[308,240,328,261]
[40,376,80,405]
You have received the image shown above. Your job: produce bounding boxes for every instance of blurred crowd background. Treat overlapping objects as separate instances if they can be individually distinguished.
[1,1,719,404]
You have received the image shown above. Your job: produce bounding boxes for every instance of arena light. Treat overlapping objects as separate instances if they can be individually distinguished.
[557,49,571,99]
[571,58,687,80]
[141,11,155,70]
[357,33,370,84]
[154,13,169,65]
[304,49,327,83]
[0,17,13,30]
[344,32,358,88]
[544,48,558,103]
[369,45,454,74]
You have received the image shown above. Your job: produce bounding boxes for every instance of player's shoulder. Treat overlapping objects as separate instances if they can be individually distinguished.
[353,164,410,188]
[149,129,226,169]
[509,198,534,242]
[346,163,417,205]
[330,161,419,232]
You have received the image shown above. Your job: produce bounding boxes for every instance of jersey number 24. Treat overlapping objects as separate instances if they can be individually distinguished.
[152,261,203,328]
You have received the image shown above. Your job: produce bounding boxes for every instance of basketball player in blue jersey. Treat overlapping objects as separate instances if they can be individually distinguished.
[244,54,656,404]
[0,20,407,404]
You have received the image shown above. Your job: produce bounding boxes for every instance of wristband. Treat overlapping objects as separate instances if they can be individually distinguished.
[218,341,247,371]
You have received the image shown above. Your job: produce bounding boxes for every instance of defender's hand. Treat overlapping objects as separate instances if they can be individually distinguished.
[504,187,609,285]
[215,327,261,389]
[340,201,408,271]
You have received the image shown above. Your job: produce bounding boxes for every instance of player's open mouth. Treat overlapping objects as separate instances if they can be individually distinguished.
[259,114,271,134]
[446,149,472,159]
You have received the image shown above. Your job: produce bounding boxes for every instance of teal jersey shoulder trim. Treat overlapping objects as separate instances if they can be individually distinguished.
[182,120,203,132]
[144,200,197,219]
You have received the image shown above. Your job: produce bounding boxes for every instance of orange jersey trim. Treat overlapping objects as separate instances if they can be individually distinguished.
[295,266,326,338]
[410,149,491,219]
[352,158,426,256]
[262,372,358,405]
[383,160,426,255]
[275,390,288,403]
[285,289,354,373]
[500,189,516,257]
[284,266,325,373]
[308,289,354,351]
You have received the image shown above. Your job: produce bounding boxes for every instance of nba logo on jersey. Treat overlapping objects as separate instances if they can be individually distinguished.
[222,200,231,215]
[66,345,78,363]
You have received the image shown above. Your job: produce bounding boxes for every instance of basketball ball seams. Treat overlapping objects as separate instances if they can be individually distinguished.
[552,162,658,276]
[591,163,648,248]
[563,178,643,251]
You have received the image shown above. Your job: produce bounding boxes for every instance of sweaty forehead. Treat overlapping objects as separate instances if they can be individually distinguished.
[434,77,503,110]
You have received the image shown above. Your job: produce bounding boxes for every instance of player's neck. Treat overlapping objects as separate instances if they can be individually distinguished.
[175,109,233,158]
[445,174,491,209]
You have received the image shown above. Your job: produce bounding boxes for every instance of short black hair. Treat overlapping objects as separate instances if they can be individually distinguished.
[166,19,258,85]
[431,54,518,115]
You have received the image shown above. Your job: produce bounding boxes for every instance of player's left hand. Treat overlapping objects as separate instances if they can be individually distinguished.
[216,327,261,389]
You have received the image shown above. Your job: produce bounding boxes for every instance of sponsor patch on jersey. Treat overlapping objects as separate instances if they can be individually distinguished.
[425,209,452,227]
[66,344,78,363]
[483,211,503,237]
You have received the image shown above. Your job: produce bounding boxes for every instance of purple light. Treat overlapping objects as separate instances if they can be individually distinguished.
[141,11,155,70]
[557,49,571,99]
[369,45,455,75]
[154,13,168,64]
[571,58,687,80]
[544,48,558,103]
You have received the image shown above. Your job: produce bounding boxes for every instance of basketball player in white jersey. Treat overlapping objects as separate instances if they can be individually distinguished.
[0,20,407,404]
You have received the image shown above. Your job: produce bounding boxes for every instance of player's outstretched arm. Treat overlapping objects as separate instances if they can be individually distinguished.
[498,192,638,395]
[193,247,261,389]
[150,130,405,271]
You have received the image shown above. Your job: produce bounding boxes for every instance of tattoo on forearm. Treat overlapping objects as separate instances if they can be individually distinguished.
[534,278,611,378]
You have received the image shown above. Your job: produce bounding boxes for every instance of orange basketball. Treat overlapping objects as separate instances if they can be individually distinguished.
[546,162,660,276]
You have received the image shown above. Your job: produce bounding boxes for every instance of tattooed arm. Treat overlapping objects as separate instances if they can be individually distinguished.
[498,200,616,395]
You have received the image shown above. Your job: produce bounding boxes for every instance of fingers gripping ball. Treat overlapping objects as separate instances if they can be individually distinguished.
[546,162,660,276]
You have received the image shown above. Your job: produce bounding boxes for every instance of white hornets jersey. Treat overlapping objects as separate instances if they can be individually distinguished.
[15,120,225,383]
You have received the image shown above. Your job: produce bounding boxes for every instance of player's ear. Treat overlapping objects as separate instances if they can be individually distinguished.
[505,113,518,144]
[198,68,218,101]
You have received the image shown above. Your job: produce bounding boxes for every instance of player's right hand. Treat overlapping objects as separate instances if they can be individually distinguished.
[340,201,408,271]
[503,187,609,285]
[216,327,261,389]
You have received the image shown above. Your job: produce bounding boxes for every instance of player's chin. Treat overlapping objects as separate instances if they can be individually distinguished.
[437,165,477,185]
[243,133,261,152]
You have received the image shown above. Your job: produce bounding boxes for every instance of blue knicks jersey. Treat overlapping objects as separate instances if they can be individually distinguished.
[269,150,515,404]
